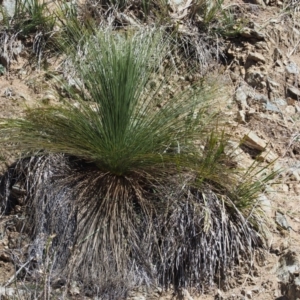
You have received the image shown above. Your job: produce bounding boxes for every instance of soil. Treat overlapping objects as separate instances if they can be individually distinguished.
[1,0,300,299]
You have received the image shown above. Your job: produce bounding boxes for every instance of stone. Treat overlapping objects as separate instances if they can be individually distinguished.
[41,92,56,104]
[237,110,246,124]
[267,77,279,91]
[248,107,256,115]
[285,105,296,115]
[273,48,283,60]
[215,289,225,300]
[224,141,244,158]
[241,27,265,40]
[177,288,194,300]
[286,61,299,74]
[248,52,266,63]
[253,0,265,5]
[275,211,291,230]
[265,101,280,112]
[169,0,185,4]
[257,149,277,162]
[277,250,300,299]
[1,0,16,19]
[245,68,266,89]
[275,59,284,68]
[277,250,300,281]
[285,275,300,300]
[0,287,26,297]
[255,41,269,50]
[69,281,80,295]
[253,93,268,103]
[274,98,287,106]
[287,85,300,100]
[290,169,300,181]
[287,97,296,105]
[280,240,290,252]
[257,194,272,218]
[131,296,146,300]
[235,86,249,110]
[278,184,289,193]
[243,131,267,151]
[230,71,239,82]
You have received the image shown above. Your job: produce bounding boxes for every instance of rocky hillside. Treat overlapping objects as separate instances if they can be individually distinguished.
[0,0,300,299]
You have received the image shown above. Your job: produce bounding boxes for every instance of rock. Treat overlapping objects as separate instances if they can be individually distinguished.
[11,40,23,56]
[41,92,56,104]
[224,141,244,158]
[177,288,194,300]
[286,61,299,75]
[290,169,300,181]
[275,59,284,68]
[237,110,246,124]
[130,296,146,300]
[230,70,239,82]
[215,289,225,299]
[265,101,280,112]
[287,97,296,105]
[245,68,266,89]
[285,105,296,115]
[241,27,265,40]
[253,0,265,5]
[273,48,283,60]
[277,250,300,282]
[267,77,279,91]
[274,98,287,106]
[257,194,272,218]
[280,240,290,252]
[235,86,249,110]
[252,93,268,103]
[257,149,277,162]
[17,69,27,80]
[69,281,80,295]
[255,41,269,51]
[277,250,300,299]
[278,184,289,193]
[169,0,185,4]
[248,52,266,63]
[68,77,82,94]
[247,107,256,116]
[1,0,16,19]
[275,211,291,231]
[287,85,300,100]
[0,287,26,298]
[284,274,300,300]
[243,131,267,151]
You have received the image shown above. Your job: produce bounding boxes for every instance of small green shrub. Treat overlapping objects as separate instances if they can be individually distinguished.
[0,26,275,298]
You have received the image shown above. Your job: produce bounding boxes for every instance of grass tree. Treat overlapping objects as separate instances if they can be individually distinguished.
[0,27,273,298]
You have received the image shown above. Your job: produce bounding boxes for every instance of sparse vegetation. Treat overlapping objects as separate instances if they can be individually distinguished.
[0,0,56,69]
